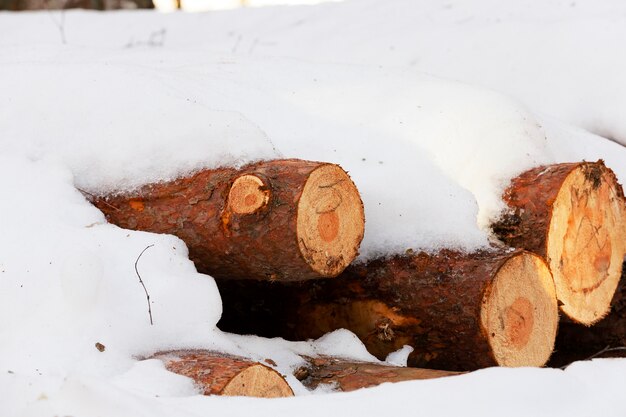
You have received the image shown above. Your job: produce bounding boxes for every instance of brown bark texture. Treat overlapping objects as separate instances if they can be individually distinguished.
[153,351,294,398]
[218,249,557,371]
[296,356,460,391]
[90,159,364,282]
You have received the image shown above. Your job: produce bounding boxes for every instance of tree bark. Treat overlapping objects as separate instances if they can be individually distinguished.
[492,160,625,325]
[89,159,365,282]
[296,356,460,392]
[153,351,294,397]
[218,250,559,371]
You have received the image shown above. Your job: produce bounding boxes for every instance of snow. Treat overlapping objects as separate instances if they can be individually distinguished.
[385,345,413,367]
[0,1,625,416]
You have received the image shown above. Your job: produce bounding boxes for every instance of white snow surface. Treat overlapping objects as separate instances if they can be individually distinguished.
[0,1,625,416]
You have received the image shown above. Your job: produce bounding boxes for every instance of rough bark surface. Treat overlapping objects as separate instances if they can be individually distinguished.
[153,351,294,398]
[492,160,625,324]
[218,250,558,371]
[90,159,364,281]
[296,357,460,391]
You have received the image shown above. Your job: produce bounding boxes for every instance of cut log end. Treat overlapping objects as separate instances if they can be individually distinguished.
[481,252,558,367]
[546,162,625,325]
[156,351,294,398]
[297,164,365,277]
[220,363,294,398]
[228,174,270,215]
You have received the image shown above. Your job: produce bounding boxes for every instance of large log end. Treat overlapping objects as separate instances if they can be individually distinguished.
[296,164,365,277]
[546,161,625,325]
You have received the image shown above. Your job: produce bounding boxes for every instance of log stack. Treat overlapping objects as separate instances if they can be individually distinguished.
[90,158,625,387]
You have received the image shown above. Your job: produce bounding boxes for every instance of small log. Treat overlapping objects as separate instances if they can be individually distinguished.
[492,160,625,325]
[296,357,460,392]
[90,159,365,281]
[218,250,559,371]
[153,351,294,398]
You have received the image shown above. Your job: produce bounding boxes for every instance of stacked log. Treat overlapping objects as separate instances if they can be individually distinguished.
[91,159,365,282]
[296,356,460,391]
[492,160,625,325]
[152,351,294,398]
[550,260,626,366]
[218,250,559,371]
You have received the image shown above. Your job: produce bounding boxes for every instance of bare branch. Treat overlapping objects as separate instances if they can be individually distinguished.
[134,244,155,325]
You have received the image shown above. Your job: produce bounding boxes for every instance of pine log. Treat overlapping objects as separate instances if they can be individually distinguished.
[492,160,626,325]
[296,357,460,391]
[549,260,626,367]
[153,351,294,398]
[90,159,365,281]
[218,250,559,371]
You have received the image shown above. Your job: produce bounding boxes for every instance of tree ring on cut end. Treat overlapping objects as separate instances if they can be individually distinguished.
[481,252,558,367]
[547,163,625,325]
[296,164,365,277]
[222,364,294,398]
[228,175,270,215]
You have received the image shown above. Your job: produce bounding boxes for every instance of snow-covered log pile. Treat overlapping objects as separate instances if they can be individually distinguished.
[216,160,625,372]
[4,2,626,415]
[93,159,624,375]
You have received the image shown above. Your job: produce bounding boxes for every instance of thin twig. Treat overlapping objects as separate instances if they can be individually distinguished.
[560,346,626,369]
[134,244,155,325]
[44,0,67,45]
[76,188,121,212]
[583,346,626,361]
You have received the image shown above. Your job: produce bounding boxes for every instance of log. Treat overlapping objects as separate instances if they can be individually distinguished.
[153,351,294,398]
[492,160,626,325]
[218,250,559,371]
[90,159,365,281]
[549,260,626,367]
[296,356,460,392]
